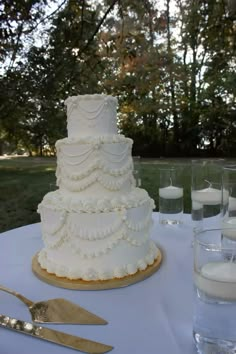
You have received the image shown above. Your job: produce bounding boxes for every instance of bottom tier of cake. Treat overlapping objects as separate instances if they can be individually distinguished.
[37,188,159,281]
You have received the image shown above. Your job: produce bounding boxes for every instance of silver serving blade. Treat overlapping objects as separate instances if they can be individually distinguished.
[0,314,113,353]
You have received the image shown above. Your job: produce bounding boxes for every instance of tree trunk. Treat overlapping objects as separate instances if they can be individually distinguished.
[166,0,179,146]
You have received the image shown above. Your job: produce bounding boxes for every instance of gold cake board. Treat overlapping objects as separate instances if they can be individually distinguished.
[32,249,162,290]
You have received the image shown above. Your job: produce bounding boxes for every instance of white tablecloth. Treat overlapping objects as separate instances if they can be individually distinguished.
[0,213,198,354]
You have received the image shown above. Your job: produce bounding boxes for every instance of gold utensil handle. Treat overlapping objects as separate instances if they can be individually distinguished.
[0,314,113,353]
[0,285,33,307]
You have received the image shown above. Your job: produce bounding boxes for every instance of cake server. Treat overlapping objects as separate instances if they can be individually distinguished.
[0,314,113,353]
[0,285,107,325]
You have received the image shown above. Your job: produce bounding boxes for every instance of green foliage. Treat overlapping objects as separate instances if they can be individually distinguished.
[0,0,236,156]
[0,0,48,63]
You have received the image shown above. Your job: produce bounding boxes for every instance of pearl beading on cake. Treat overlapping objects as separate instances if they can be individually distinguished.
[57,159,133,181]
[38,188,155,214]
[68,218,123,240]
[59,170,133,192]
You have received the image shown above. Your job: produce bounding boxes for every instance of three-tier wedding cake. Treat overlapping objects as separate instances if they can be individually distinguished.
[37,94,159,281]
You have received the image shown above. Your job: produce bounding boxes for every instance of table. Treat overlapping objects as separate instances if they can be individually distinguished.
[0,213,198,354]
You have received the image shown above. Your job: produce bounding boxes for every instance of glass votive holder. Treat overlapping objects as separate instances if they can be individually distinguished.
[158,167,183,225]
[191,159,224,232]
[222,165,236,248]
[193,228,236,354]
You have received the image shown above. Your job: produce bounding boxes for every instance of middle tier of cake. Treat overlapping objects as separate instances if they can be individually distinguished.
[56,135,134,197]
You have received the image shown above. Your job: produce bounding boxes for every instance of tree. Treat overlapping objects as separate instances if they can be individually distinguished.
[0,0,49,67]
[0,0,236,156]
[175,0,236,156]
[99,0,170,155]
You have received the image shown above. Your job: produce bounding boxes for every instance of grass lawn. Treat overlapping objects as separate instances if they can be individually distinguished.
[0,156,57,233]
[0,156,234,233]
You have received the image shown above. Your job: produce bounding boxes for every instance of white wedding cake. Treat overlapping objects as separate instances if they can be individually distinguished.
[37,94,159,281]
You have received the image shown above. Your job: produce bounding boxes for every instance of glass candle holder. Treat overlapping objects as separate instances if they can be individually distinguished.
[193,228,236,354]
[221,165,236,248]
[158,167,183,225]
[191,159,224,232]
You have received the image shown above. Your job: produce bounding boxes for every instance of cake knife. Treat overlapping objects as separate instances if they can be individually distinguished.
[0,284,107,324]
[0,314,113,353]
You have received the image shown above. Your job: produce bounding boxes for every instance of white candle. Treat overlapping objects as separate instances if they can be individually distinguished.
[194,262,236,301]
[229,197,236,211]
[192,200,202,211]
[191,187,221,205]
[159,185,183,199]
[222,188,230,205]
[222,217,236,239]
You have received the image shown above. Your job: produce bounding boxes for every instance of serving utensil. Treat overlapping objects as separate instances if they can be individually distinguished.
[0,285,107,325]
[0,314,113,353]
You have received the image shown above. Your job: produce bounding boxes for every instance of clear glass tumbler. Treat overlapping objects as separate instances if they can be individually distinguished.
[193,228,236,354]
[191,159,224,232]
[222,165,236,248]
[158,167,183,225]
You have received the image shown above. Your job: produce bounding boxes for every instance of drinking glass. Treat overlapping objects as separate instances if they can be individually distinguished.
[222,165,236,248]
[193,228,236,353]
[191,159,224,232]
[158,167,183,225]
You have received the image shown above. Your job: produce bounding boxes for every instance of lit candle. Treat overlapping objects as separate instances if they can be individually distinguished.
[222,217,236,239]
[191,187,221,205]
[159,185,183,199]
[194,262,236,301]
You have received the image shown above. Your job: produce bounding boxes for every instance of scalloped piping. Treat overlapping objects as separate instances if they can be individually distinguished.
[60,142,130,159]
[56,135,132,147]
[38,242,159,281]
[68,218,123,240]
[58,149,94,166]
[124,226,151,246]
[41,227,68,249]
[60,170,133,192]
[65,94,117,103]
[39,197,154,254]
[40,212,153,254]
[39,188,153,214]
[58,144,131,167]
[97,171,133,191]
[67,98,106,120]
[66,96,117,128]
[57,158,133,181]
[39,207,67,235]
[125,211,153,231]
[68,230,124,258]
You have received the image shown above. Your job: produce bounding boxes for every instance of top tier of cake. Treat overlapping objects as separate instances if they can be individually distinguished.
[65,94,118,138]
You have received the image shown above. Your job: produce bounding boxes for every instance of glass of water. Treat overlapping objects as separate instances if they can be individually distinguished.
[222,165,236,248]
[191,159,224,232]
[193,228,236,353]
[158,167,183,225]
